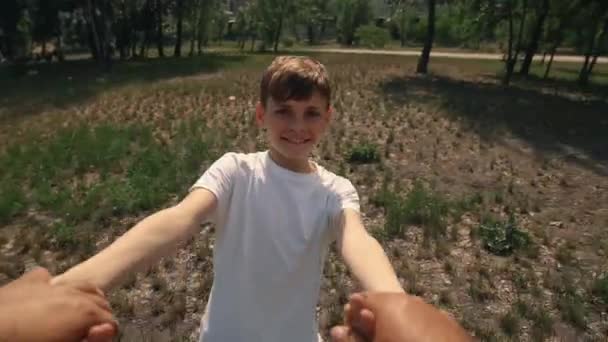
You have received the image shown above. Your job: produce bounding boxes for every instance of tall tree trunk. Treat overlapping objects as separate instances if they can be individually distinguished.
[174,0,184,57]
[307,24,314,45]
[587,18,608,79]
[156,0,165,57]
[189,0,200,56]
[520,0,549,75]
[544,46,556,79]
[87,0,102,62]
[503,0,515,85]
[416,0,436,74]
[273,1,288,53]
[578,15,604,85]
[514,0,528,59]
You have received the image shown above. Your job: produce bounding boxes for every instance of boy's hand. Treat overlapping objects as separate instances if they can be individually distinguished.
[330,292,472,342]
[0,268,118,342]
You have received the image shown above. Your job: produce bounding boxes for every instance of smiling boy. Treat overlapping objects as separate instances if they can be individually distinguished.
[55,56,403,342]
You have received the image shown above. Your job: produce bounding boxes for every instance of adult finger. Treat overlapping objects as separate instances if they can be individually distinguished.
[330,326,367,342]
[350,308,375,339]
[82,293,112,312]
[343,303,352,325]
[68,281,105,297]
[86,323,118,342]
[19,267,52,283]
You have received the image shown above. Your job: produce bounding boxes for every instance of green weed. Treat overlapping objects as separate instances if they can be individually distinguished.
[52,222,77,249]
[478,215,531,256]
[347,143,380,164]
[0,181,25,224]
[499,310,520,337]
[558,294,587,330]
[592,274,608,308]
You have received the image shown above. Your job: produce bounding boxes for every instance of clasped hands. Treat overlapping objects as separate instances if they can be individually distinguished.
[0,268,471,342]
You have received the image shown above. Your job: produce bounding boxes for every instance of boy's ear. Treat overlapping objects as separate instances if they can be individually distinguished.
[325,106,333,123]
[255,102,265,127]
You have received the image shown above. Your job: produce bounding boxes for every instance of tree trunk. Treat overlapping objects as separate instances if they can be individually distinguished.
[307,24,314,45]
[544,44,556,79]
[273,1,288,53]
[503,0,515,85]
[156,0,165,57]
[514,0,528,59]
[416,0,436,74]
[520,0,549,75]
[587,18,608,79]
[540,51,546,65]
[578,15,604,85]
[174,0,184,57]
[87,0,102,62]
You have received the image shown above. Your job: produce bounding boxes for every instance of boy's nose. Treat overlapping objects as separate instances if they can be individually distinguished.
[288,118,307,132]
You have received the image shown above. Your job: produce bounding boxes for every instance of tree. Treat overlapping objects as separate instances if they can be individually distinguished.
[416,0,436,74]
[519,0,550,75]
[174,0,184,56]
[256,0,291,52]
[155,0,165,57]
[578,1,608,85]
[336,0,372,46]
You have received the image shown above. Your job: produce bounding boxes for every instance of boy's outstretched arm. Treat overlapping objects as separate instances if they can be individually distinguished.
[337,209,404,293]
[53,189,216,291]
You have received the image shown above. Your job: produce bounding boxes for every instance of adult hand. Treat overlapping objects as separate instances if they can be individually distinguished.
[330,292,472,342]
[0,268,117,342]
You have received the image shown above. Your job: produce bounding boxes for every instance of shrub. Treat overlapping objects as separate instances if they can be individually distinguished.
[281,37,295,48]
[478,215,530,256]
[355,25,391,49]
[347,143,380,164]
[0,181,25,224]
[592,274,608,307]
[500,310,520,337]
[379,181,449,240]
[52,222,77,249]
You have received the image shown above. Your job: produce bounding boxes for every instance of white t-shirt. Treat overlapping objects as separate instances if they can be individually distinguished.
[190,151,360,342]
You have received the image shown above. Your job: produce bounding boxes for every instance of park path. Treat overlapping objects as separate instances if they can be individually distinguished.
[289,47,608,64]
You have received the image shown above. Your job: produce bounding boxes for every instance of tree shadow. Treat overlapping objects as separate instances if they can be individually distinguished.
[0,53,248,124]
[379,74,608,176]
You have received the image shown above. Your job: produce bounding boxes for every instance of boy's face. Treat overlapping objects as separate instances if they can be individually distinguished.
[256,91,331,161]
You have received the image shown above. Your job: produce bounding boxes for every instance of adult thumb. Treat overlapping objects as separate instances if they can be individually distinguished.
[19,267,52,283]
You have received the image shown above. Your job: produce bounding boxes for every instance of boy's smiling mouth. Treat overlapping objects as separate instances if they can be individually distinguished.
[281,137,312,145]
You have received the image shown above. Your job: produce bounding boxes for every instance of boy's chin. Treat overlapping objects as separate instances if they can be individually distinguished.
[273,144,313,159]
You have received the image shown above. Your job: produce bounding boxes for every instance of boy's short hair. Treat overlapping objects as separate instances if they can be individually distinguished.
[260,56,331,108]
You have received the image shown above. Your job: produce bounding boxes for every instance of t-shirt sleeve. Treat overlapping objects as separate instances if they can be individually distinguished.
[328,177,360,237]
[334,177,360,214]
[190,152,238,208]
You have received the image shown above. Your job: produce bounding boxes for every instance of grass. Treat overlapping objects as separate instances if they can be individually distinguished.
[0,120,222,230]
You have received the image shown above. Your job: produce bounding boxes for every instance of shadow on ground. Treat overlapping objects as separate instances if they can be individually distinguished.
[379,74,608,176]
[0,53,248,124]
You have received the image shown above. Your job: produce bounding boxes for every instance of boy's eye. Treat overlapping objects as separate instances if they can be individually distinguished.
[306,111,321,118]
[275,109,289,115]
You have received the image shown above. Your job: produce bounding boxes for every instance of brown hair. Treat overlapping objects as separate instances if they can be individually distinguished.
[260,56,331,108]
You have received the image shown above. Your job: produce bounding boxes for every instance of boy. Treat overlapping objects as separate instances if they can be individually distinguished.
[54,56,403,342]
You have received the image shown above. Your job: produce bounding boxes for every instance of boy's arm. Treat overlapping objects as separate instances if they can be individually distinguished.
[53,189,216,291]
[337,208,404,293]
